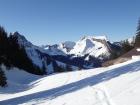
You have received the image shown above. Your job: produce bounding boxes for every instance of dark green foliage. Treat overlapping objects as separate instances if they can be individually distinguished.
[121,40,134,54]
[0,26,45,75]
[8,35,44,75]
[110,40,134,60]
[135,35,140,47]
[110,51,119,60]
[135,18,140,47]
[0,67,7,87]
[0,26,11,67]
[56,65,66,72]
[56,64,73,72]
[0,27,9,54]
[136,18,140,36]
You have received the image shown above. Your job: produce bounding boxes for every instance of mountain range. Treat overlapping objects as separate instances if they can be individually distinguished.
[10,32,124,74]
[0,26,140,105]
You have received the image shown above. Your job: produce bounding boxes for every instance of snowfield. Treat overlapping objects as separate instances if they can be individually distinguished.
[1,58,140,105]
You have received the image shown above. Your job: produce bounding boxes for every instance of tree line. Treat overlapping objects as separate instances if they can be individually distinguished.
[0,26,45,87]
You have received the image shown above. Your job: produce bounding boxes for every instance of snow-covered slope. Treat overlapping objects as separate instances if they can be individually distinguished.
[12,32,46,68]
[11,32,79,73]
[70,36,110,58]
[59,41,75,53]
[11,32,76,74]
[1,58,140,105]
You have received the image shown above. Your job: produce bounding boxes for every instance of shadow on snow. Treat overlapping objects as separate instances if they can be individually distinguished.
[1,61,140,105]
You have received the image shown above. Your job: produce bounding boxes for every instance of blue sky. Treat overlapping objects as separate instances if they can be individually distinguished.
[0,0,140,45]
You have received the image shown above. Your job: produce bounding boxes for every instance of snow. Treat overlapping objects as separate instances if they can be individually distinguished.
[132,48,140,60]
[137,48,140,52]
[70,36,110,57]
[47,63,54,74]
[43,36,110,59]
[132,55,140,60]
[44,44,66,56]
[44,41,75,56]
[12,32,44,68]
[25,47,44,68]
[12,32,58,73]
[60,41,75,50]
[1,58,140,105]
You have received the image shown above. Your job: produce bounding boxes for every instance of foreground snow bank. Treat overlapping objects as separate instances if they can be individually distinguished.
[0,59,140,105]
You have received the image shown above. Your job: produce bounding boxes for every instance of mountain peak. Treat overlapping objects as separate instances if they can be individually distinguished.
[70,35,110,57]
[13,31,20,36]
[12,32,32,47]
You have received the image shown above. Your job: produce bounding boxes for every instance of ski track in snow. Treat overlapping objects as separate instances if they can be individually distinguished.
[90,86,115,105]
[1,59,140,105]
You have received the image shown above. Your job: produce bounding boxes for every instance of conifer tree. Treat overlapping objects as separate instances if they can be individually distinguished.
[121,40,134,54]
[0,67,7,87]
[0,26,10,67]
[135,18,140,47]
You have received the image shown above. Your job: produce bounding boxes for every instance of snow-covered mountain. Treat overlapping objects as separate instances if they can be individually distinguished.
[11,32,78,74]
[44,36,111,58]
[44,36,122,68]
[43,35,121,62]
[44,36,120,58]
[7,32,121,73]
[43,41,75,56]
[1,56,140,105]
[12,32,46,68]
[70,36,111,58]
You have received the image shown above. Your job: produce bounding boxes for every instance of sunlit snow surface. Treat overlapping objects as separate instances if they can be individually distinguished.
[69,36,109,57]
[44,36,110,58]
[1,58,140,105]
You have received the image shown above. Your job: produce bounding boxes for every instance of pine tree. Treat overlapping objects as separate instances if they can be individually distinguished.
[0,26,8,54]
[0,26,10,67]
[121,40,134,54]
[135,18,140,47]
[0,67,7,87]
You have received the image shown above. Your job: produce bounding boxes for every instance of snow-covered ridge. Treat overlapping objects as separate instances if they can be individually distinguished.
[12,32,33,47]
[10,32,78,73]
[44,41,75,55]
[43,35,111,59]
[11,32,59,73]
[9,32,122,70]
[12,32,47,69]
[70,35,110,57]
